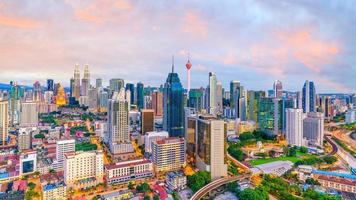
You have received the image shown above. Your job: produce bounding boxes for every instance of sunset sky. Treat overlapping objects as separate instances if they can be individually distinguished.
[0,0,355,93]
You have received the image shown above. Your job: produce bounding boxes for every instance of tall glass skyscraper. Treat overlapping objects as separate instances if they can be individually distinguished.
[163,65,184,137]
[136,82,144,110]
[47,79,54,91]
[125,83,135,104]
[302,80,316,113]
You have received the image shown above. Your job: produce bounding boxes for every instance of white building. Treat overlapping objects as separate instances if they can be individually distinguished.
[18,127,36,150]
[209,72,217,115]
[286,108,304,147]
[104,158,154,185]
[20,102,38,127]
[144,131,169,154]
[0,100,8,146]
[253,161,293,176]
[56,139,75,169]
[303,112,324,146]
[345,109,356,124]
[20,151,37,175]
[166,171,187,191]
[64,150,104,189]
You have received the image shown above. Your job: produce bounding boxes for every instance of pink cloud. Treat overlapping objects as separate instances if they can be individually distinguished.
[114,0,132,10]
[182,11,208,38]
[0,14,39,29]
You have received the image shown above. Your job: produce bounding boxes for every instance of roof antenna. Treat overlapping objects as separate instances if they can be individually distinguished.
[172,55,175,73]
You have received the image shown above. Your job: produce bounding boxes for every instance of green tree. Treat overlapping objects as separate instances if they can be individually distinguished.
[25,190,39,200]
[128,181,135,190]
[238,188,268,200]
[226,181,238,193]
[153,195,160,200]
[323,156,338,164]
[27,182,36,190]
[187,171,211,192]
[239,132,255,141]
[34,133,45,139]
[300,146,308,153]
[143,195,150,200]
[305,178,320,186]
[136,183,151,193]
[288,147,297,157]
[172,191,180,200]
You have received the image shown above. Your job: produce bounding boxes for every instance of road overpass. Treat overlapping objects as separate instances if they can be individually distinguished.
[190,175,251,200]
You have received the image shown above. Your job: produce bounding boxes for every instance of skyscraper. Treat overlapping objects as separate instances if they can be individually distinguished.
[0,101,8,146]
[152,91,163,118]
[163,60,184,137]
[96,78,102,88]
[216,82,223,114]
[110,78,124,92]
[137,82,144,110]
[141,109,154,134]
[302,80,316,113]
[188,89,204,112]
[107,88,130,151]
[72,64,81,100]
[230,80,240,113]
[20,102,38,127]
[81,64,90,96]
[246,90,265,122]
[47,79,54,91]
[258,97,282,136]
[286,108,304,147]
[33,81,42,102]
[209,72,217,115]
[196,115,227,180]
[273,80,283,98]
[303,112,324,146]
[125,83,135,104]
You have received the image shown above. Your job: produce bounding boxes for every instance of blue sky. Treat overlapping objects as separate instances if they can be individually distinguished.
[0,0,355,93]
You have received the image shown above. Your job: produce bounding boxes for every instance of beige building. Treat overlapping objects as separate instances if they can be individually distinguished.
[64,150,104,189]
[0,101,8,146]
[19,101,38,127]
[42,183,66,200]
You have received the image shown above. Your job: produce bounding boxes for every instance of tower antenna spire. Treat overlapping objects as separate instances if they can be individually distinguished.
[172,55,175,73]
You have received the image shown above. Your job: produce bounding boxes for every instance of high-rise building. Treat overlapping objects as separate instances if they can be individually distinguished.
[230,81,240,108]
[81,64,90,96]
[302,80,316,113]
[239,97,247,121]
[286,109,304,146]
[72,64,81,100]
[20,102,38,127]
[303,112,324,146]
[125,83,135,104]
[47,79,54,92]
[0,101,8,146]
[152,137,186,172]
[247,90,265,122]
[163,62,184,137]
[56,139,75,165]
[56,84,66,106]
[258,98,282,136]
[345,109,356,124]
[185,109,197,157]
[88,88,98,111]
[188,89,204,112]
[136,82,144,110]
[107,88,130,151]
[296,91,302,109]
[110,79,124,92]
[96,78,102,88]
[216,82,223,114]
[209,73,217,115]
[64,150,104,189]
[144,131,169,154]
[9,84,23,126]
[273,80,283,98]
[151,91,163,118]
[196,115,227,180]
[18,127,34,150]
[141,109,154,134]
[98,89,109,112]
[33,81,42,102]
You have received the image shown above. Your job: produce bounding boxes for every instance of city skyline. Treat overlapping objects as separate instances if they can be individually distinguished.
[0,1,355,93]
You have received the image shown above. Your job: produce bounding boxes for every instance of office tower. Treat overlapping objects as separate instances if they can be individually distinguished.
[110,78,124,92]
[56,84,66,106]
[185,57,192,96]
[144,131,169,153]
[64,151,104,189]
[345,109,355,124]
[188,89,204,112]
[141,109,154,134]
[303,112,324,146]
[9,84,23,125]
[281,98,295,133]
[246,90,265,122]
[44,91,53,104]
[163,61,184,137]
[70,78,74,97]
[33,81,42,102]
[239,97,247,121]
[53,83,60,96]
[286,109,304,146]
[72,64,81,100]
[47,79,54,91]
[208,73,217,115]
[0,101,8,146]
[230,80,240,113]
[302,80,316,113]
[151,91,163,118]
[144,95,152,109]
[88,88,98,111]
[107,88,129,151]
[273,80,283,98]
[125,83,135,104]
[81,64,90,96]
[216,82,223,114]
[258,98,282,135]
[125,89,131,110]
[96,78,102,88]
[296,91,302,109]
[136,82,144,110]
[18,127,34,150]
[56,139,75,164]
[321,96,331,119]
[20,102,38,127]
[185,109,197,157]
[196,115,227,180]
[98,90,109,112]
[152,137,186,172]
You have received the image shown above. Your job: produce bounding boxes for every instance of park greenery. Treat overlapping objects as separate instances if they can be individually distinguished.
[136,183,152,193]
[25,182,39,200]
[237,188,269,200]
[341,122,356,130]
[75,142,97,151]
[305,178,321,186]
[39,114,58,125]
[239,130,276,145]
[322,156,338,164]
[187,171,211,193]
[228,142,245,161]
[228,162,239,175]
[34,133,45,139]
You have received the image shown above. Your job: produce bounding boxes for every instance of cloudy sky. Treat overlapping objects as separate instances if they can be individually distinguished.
[0,0,355,93]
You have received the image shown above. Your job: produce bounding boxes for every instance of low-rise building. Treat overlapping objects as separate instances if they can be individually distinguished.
[101,190,134,200]
[42,182,66,200]
[252,161,293,176]
[166,171,187,191]
[104,158,154,185]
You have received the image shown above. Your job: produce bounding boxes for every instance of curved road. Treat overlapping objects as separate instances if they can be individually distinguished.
[190,175,250,200]
[324,135,338,156]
